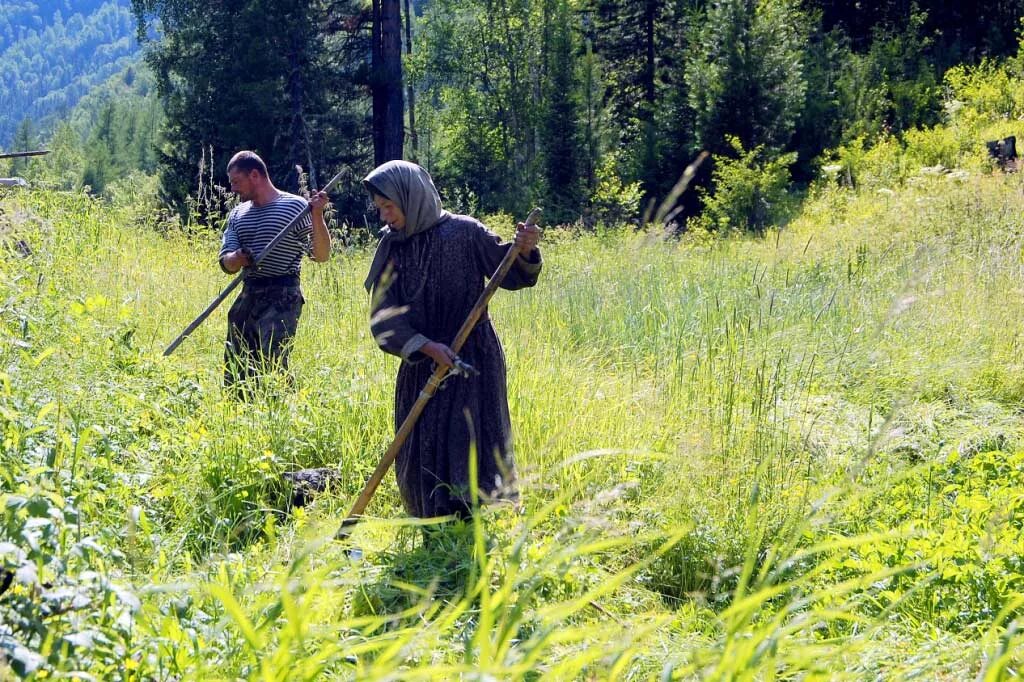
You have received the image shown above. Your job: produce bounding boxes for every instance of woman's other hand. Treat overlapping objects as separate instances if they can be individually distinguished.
[422,341,456,368]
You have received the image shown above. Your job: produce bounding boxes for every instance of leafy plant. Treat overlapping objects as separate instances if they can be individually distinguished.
[1,480,142,678]
[694,136,796,232]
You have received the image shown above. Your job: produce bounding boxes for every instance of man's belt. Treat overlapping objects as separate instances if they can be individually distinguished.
[244,274,300,288]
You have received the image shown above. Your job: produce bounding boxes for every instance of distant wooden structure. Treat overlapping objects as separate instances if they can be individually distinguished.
[0,149,50,160]
[0,150,49,187]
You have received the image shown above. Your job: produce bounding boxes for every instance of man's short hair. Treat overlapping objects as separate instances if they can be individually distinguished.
[227,151,268,177]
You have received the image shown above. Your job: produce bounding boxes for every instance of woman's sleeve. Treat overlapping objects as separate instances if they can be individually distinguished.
[471,221,542,290]
[369,271,430,363]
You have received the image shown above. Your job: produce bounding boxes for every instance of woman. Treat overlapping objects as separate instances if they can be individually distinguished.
[363,160,542,519]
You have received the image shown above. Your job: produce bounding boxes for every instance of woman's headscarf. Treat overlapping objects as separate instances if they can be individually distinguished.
[362,160,449,292]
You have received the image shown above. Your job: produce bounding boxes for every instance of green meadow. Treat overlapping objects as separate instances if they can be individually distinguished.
[2,164,1024,678]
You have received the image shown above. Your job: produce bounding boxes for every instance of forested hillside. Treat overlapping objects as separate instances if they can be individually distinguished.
[0,0,139,148]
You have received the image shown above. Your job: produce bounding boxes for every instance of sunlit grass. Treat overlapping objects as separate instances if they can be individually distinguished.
[2,168,1023,678]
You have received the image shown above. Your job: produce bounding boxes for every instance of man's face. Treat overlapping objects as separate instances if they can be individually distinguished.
[373,194,406,230]
[228,168,258,201]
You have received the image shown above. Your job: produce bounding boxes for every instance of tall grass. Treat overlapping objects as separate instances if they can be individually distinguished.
[1,167,1023,678]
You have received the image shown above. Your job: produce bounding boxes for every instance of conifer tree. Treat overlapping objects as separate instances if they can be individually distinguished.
[131,0,369,216]
[10,119,35,177]
[685,0,809,156]
[43,122,87,190]
[586,0,670,201]
[540,0,581,222]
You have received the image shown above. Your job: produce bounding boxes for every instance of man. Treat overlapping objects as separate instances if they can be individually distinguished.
[219,150,330,393]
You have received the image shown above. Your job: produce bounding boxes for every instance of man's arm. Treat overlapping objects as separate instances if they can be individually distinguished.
[309,190,332,262]
[218,211,251,273]
[220,249,252,273]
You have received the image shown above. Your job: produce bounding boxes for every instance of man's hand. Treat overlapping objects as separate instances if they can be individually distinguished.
[421,341,456,369]
[309,190,330,215]
[514,221,542,254]
[222,248,253,273]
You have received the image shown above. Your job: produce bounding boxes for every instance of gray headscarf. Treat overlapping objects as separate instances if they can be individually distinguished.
[363,160,449,292]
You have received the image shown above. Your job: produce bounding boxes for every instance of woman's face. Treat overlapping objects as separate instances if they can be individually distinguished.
[373,194,406,230]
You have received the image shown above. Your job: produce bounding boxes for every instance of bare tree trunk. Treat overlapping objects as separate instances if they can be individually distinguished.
[287,33,313,189]
[372,0,385,162]
[404,0,418,161]
[372,0,404,164]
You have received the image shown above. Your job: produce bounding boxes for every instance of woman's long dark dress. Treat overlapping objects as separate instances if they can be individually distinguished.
[370,214,542,518]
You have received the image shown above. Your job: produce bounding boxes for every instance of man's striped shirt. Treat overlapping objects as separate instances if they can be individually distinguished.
[219,193,312,279]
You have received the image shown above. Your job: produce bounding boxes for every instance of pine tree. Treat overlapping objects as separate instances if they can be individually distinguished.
[42,122,86,190]
[540,0,581,222]
[131,0,370,216]
[585,0,671,200]
[685,0,809,156]
[578,37,605,197]
[10,119,35,177]
[650,0,705,220]
[82,102,117,193]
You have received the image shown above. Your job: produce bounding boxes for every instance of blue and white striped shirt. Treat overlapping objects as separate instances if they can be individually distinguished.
[219,193,312,279]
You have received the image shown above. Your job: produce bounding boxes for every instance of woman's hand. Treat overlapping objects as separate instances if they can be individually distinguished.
[514,221,542,253]
[421,341,456,369]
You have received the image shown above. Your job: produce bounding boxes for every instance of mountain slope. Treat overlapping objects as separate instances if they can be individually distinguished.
[0,0,139,148]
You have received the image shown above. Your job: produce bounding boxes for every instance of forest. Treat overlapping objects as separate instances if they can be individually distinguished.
[5,0,1024,229]
[2,0,1024,679]
[0,0,139,149]
[119,0,1024,226]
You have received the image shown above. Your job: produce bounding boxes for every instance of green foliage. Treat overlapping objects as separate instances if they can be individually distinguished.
[75,69,162,195]
[819,43,1024,193]
[5,144,1024,675]
[41,123,87,191]
[900,125,968,171]
[585,0,672,202]
[0,480,142,678]
[818,0,1024,67]
[694,136,796,232]
[577,37,615,208]
[131,0,370,217]
[833,13,941,142]
[942,40,1024,159]
[790,24,846,181]
[836,448,1024,629]
[8,64,163,198]
[413,0,545,214]
[539,0,582,223]
[685,0,810,155]
[589,151,642,226]
[8,4,1024,677]
[944,58,1024,122]
[9,120,36,176]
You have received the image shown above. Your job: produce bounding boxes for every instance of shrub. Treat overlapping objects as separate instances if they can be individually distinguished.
[588,151,642,227]
[696,136,796,232]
